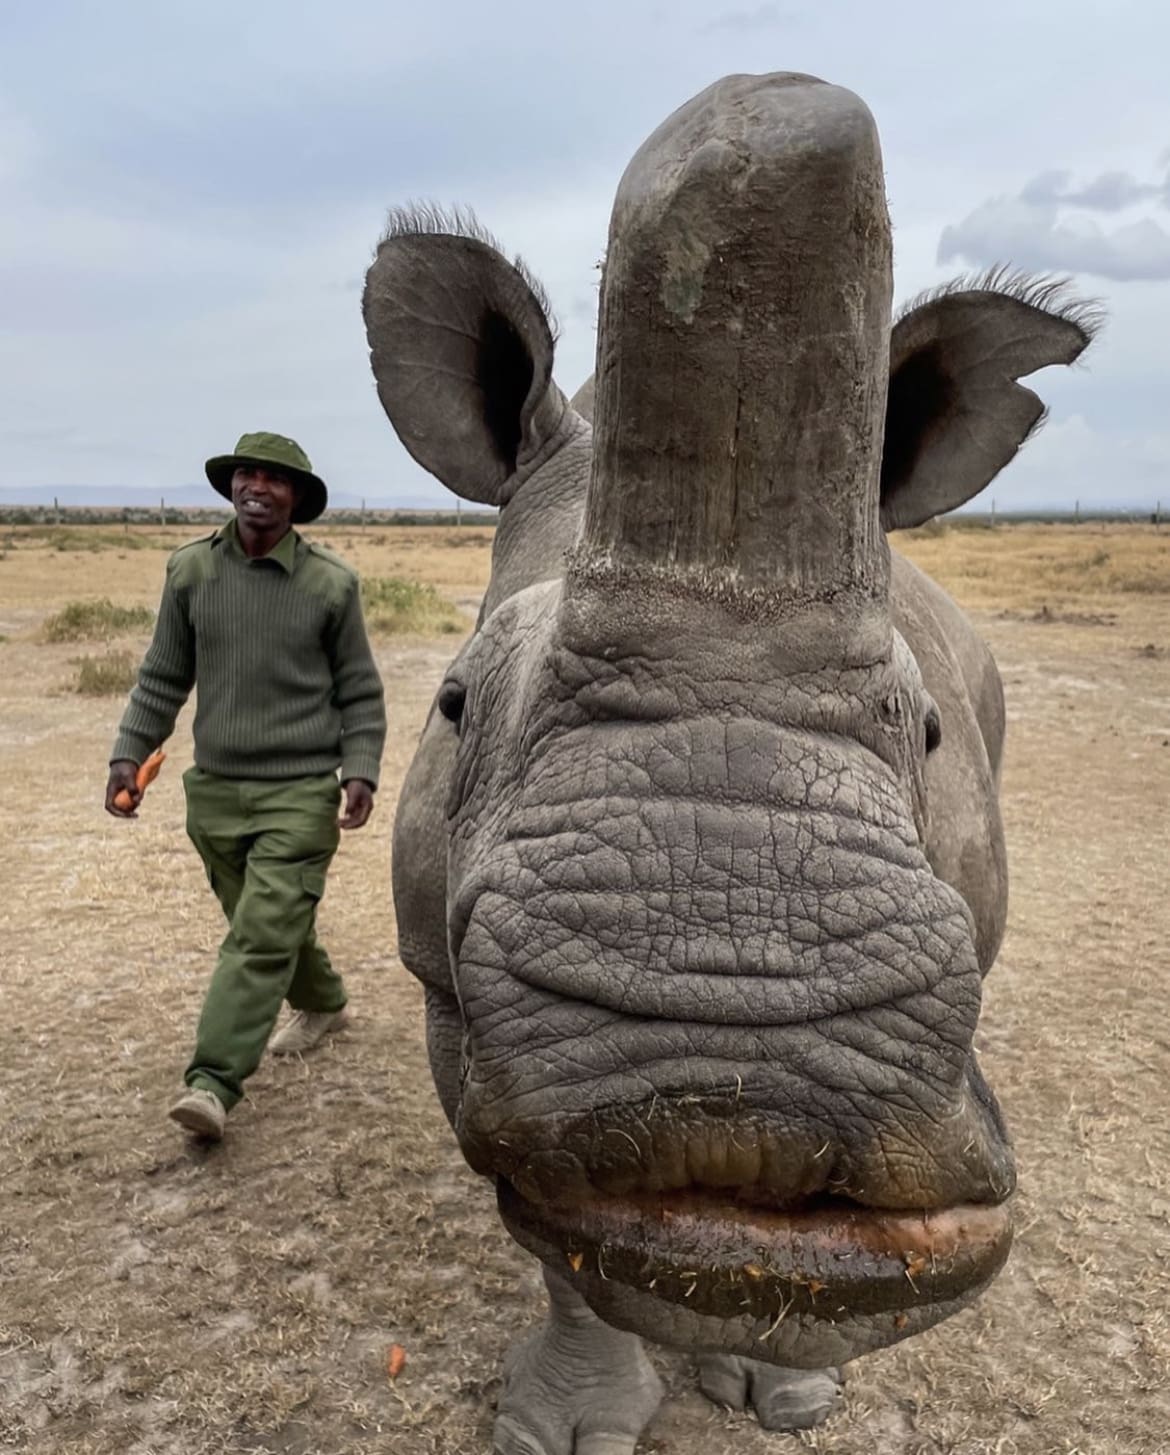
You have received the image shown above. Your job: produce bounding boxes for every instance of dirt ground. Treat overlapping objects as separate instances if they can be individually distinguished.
[0,522,1167,1454]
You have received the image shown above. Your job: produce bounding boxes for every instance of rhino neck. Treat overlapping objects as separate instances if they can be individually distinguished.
[480,417,591,622]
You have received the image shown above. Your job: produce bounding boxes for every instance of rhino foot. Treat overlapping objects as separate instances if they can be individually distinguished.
[697,1353,845,1431]
[493,1269,664,1455]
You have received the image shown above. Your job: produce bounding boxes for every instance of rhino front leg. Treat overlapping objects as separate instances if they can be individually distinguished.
[697,1353,845,1432]
[494,1267,664,1455]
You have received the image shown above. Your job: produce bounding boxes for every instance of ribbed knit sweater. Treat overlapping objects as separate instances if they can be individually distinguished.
[111,519,386,786]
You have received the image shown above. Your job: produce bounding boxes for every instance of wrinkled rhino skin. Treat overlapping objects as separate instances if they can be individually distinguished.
[364,71,1098,1442]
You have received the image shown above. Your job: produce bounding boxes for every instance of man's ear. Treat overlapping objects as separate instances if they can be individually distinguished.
[363,206,564,506]
[880,271,1102,531]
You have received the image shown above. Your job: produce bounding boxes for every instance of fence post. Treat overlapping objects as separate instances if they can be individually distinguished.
[53,495,61,525]
[160,496,167,527]
[361,497,366,531]
[1074,498,1080,525]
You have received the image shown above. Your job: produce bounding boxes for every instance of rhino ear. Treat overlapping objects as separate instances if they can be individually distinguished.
[363,206,561,505]
[880,271,1102,531]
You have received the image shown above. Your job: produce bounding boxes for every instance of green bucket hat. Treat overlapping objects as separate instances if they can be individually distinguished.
[205,431,328,524]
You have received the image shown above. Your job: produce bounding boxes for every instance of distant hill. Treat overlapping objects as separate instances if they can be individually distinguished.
[0,483,456,511]
[1,483,1163,517]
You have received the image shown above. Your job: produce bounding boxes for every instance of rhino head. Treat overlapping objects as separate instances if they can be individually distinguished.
[365,74,1097,1373]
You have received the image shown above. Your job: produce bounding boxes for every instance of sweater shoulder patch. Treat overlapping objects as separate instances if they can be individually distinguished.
[167,533,220,589]
[301,543,359,607]
[305,541,357,578]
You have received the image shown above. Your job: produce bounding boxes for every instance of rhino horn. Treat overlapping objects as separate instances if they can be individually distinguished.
[577,73,892,605]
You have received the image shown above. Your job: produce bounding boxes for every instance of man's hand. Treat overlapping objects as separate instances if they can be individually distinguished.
[339,778,375,830]
[106,760,141,818]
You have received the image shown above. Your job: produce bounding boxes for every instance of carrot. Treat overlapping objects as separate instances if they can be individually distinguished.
[386,1343,406,1380]
[114,749,166,811]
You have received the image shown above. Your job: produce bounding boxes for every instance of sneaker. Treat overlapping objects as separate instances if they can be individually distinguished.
[169,1087,226,1140]
[269,1006,351,1056]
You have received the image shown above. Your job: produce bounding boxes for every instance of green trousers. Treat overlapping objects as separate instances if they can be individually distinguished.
[182,766,346,1109]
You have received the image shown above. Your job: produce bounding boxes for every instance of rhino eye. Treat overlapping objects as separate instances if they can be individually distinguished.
[438,680,467,726]
[925,704,942,754]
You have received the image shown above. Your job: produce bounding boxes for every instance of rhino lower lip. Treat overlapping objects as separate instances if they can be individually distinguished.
[498,1181,1013,1321]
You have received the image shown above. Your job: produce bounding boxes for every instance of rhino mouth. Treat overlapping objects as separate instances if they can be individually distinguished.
[498,1179,1013,1326]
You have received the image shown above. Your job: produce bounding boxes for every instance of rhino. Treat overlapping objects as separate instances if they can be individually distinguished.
[362,73,1098,1452]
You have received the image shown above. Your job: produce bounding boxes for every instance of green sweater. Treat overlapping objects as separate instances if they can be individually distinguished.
[111,519,386,787]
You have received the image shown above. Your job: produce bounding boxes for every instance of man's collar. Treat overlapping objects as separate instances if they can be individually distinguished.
[213,515,299,573]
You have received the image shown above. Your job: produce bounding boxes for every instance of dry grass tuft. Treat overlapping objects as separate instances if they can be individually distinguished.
[71,650,139,696]
[361,576,469,636]
[42,598,154,643]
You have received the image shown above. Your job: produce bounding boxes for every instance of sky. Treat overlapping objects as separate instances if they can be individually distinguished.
[1,0,1168,512]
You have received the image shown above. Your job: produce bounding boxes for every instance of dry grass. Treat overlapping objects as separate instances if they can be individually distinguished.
[1,523,1168,1453]
[0,523,172,553]
[71,651,139,696]
[42,600,155,644]
[0,523,495,616]
[897,521,1170,612]
[361,576,469,636]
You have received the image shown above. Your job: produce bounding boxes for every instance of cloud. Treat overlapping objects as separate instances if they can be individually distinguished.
[980,412,1170,512]
[0,170,615,505]
[698,4,788,33]
[0,106,40,184]
[1020,167,1169,211]
[1,1,1167,512]
[939,167,1170,281]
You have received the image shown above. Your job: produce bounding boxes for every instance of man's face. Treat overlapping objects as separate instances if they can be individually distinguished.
[230,465,301,531]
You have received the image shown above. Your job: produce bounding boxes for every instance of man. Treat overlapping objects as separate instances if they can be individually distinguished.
[106,432,387,1142]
